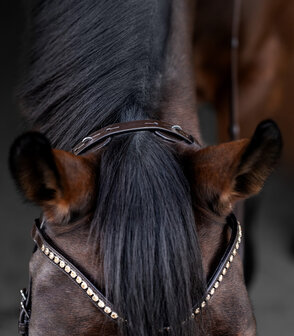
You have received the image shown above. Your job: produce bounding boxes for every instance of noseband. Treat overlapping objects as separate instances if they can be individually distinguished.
[18,120,242,335]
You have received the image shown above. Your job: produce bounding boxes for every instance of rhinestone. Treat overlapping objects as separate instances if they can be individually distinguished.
[236,242,240,250]
[45,248,49,255]
[214,281,220,289]
[226,261,230,269]
[70,271,77,278]
[65,265,71,273]
[98,300,105,308]
[41,245,45,252]
[233,249,237,256]
[92,295,99,302]
[238,237,241,244]
[81,282,88,290]
[87,288,93,296]
[111,312,118,319]
[206,294,211,301]
[229,255,234,262]
[218,274,223,282]
[222,268,227,276]
[49,252,54,260]
[195,308,200,314]
[76,276,82,284]
[201,301,206,308]
[104,306,112,314]
[54,256,60,264]
[59,261,65,268]
[210,288,215,295]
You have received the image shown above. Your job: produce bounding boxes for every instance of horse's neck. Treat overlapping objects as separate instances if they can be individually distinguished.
[160,0,200,140]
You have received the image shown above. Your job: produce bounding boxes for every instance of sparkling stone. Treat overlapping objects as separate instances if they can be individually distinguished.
[65,265,71,273]
[45,248,49,255]
[210,288,215,295]
[233,249,237,256]
[195,308,200,314]
[229,255,234,262]
[41,245,45,252]
[111,312,118,319]
[238,237,241,244]
[87,288,93,296]
[92,295,99,302]
[214,281,219,289]
[206,294,211,301]
[54,256,60,264]
[81,282,88,290]
[201,301,206,308]
[76,276,82,284]
[222,268,227,276]
[98,300,105,308]
[104,306,112,314]
[236,242,240,250]
[226,261,230,269]
[70,271,77,278]
[218,274,223,282]
[49,252,54,260]
[59,261,65,268]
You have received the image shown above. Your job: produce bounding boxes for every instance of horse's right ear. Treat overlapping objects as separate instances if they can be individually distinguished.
[9,132,97,222]
[186,120,282,217]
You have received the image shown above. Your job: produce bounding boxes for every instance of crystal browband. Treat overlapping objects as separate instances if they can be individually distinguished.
[29,214,242,330]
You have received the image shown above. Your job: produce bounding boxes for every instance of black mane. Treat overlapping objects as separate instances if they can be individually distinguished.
[18,0,170,149]
[18,1,205,335]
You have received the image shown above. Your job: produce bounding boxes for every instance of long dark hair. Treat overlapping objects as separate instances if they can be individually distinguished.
[94,126,205,335]
[17,1,205,335]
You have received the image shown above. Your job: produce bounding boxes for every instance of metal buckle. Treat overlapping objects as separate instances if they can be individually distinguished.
[20,289,30,319]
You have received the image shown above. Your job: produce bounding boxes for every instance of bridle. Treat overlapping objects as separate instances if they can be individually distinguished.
[18,120,242,335]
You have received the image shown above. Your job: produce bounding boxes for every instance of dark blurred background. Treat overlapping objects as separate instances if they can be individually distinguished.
[1,1,294,335]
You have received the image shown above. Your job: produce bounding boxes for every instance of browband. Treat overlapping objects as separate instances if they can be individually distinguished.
[18,213,241,334]
[72,120,195,155]
[31,220,121,321]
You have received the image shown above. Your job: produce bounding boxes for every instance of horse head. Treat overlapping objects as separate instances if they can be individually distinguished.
[10,119,281,336]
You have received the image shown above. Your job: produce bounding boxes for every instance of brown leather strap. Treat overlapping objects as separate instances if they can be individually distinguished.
[72,120,195,155]
[229,0,242,140]
[31,220,122,322]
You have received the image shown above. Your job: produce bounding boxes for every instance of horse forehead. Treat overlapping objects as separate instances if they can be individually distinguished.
[29,251,57,284]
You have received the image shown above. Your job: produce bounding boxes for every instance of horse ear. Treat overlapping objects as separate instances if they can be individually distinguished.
[189,120,282,216]
[9,132,96,222]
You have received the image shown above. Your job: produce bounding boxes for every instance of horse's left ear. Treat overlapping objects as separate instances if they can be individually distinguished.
[187,120,282,216]
[9,132,97,222]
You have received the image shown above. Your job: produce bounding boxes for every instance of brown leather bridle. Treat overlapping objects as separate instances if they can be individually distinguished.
[18,120,242,335]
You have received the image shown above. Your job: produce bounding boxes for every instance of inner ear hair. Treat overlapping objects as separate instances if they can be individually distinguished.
[9,132,62,204]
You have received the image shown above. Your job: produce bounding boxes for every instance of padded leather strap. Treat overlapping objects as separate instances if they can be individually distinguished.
[72,120,195,155]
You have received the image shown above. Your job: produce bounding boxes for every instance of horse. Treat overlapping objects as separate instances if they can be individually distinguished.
[194,0,293,166]
[194,0,293,285]
[9,1,281,335]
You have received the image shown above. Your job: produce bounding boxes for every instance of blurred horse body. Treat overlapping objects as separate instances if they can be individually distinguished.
[195,0,294,167]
